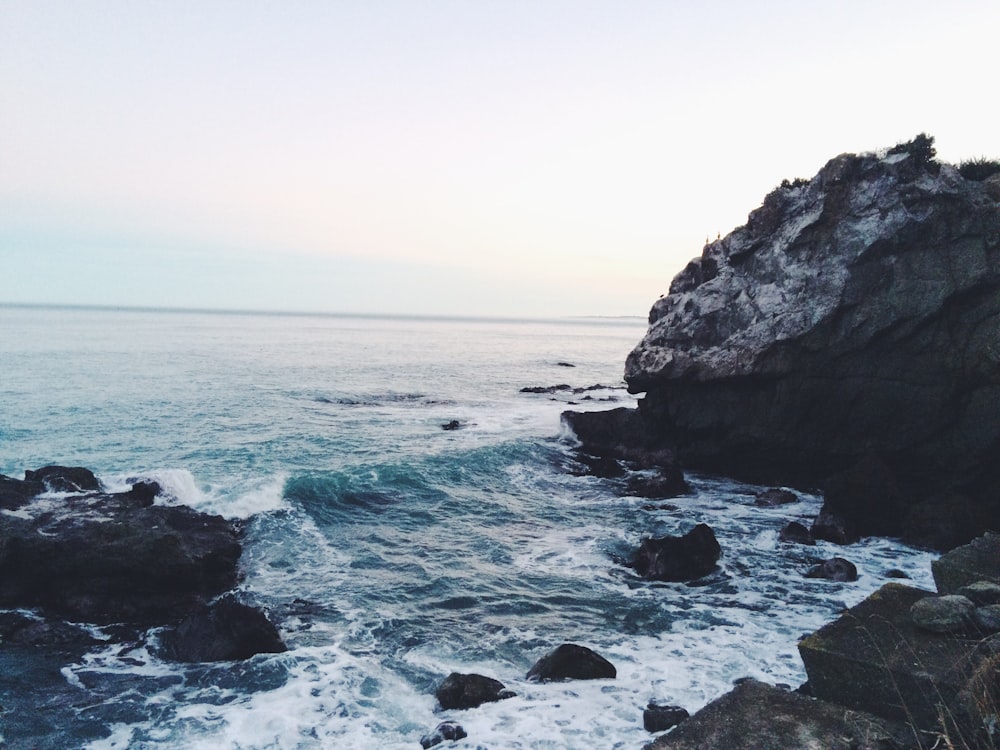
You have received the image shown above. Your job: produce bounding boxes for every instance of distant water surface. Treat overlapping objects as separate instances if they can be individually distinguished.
[0,306,936,749]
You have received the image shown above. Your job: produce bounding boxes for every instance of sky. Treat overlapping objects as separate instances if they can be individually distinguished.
[1,1,998,319]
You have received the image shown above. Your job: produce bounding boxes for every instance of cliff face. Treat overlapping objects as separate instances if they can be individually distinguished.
[592,140,1000,518]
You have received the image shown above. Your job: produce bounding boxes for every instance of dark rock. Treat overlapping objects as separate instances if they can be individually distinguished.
[0,612,101,649]
[799,583,997,736]
[23,465,100,493]
[810,511,856,546]
[570,141,1000,534]
[753,488,797,507]
[520,384,572,394]
[631,524,721,582]
[157,596,286,662]
[441,420,462,431]
[624,467,691,498]
[643,702,689,732]
[932,532,1000,594]
[573,453,626,479]
[556,361,576,367]
[910,595,976,634]
[435,672,513,710]
[778,521,814,545]
[561,407,676,469]
[0,487,242,624]
[419,721,467,748]
[901,493,981,551]
[958,580,1000,606]
[885,568,910,579]
[0,474,43,510]
[818,455,906,541]
[123,480,161,507]
[526,643,616,682]
[644,678,909,749]
[974,605,1000,634]
[804,557,858,582]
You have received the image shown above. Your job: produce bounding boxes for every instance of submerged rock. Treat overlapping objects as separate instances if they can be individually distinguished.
[566,137,1000,538]
[630,524,721,582]
[624,467,691,498]
[435,672,514,710]
[526,643,616,682]
[778,521,814,546]
[753,488,798,507]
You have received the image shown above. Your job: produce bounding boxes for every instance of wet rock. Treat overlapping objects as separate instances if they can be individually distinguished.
[0,474,44,510]
[643,702,689,732]
[526,643,616,682]
[435,672,514,710]
[804,558,858,582]
[0,471,242,625]
[441,420,463,431]
[901,493,981,551]
[520,384,572,394]
[754,488,798,507]
[818,455,906,541]
[157,596,287,662]
[0,612,100,649]
[810,511,856,546]
[23,465,100,493]
[778,521,814,545]
[573,453,626,479]
[631,524,721,582]
[885,569,910,579]
[625,467,691,498]
[910,595,975,633]
[419,721,467,748]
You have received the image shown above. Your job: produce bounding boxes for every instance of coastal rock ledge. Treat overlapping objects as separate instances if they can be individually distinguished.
[565,136,1000,543]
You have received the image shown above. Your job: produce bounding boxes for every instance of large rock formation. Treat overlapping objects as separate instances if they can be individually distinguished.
[567,137,1000,540]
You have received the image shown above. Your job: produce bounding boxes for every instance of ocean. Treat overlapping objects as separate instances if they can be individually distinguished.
[0,305,937,749]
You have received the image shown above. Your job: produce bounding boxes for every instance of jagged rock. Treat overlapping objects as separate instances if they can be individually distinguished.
[624,467,691,498]
[778,521,814,545]
[933,533,1000,594]
[567,138,1000,532]
[526,643,616,682]
[910,595,976,633]
[630,524,721,582]
[573,453,626,478]
[157,596,286,662]
[804,557,858,582]
[0,467,241,624]
[520,384,572,394]
[0,474,44,510]
[0,612,101,649]
[753,488,797,506]
[643,703,689,732]
[810,511,856,546]
[561,407,676,468]
[435,672,513,710]
[419,721,467,748]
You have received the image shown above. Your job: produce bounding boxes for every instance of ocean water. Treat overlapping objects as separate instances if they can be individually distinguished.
[0,305,937,749]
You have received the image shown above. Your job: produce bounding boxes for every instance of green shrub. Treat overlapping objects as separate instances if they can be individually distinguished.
[958,157,1000,181]
[889,133,937,164]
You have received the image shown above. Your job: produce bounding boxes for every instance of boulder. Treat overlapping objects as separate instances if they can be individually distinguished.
[419,721,467,749]
[566,137,1000,533]
[643,703,689,732]
[959,580,1000,606]
[932,532,1000,594]
[777,521,814,545]
[157,596,286,662]
[625,467,691,498]
[630,524,721,582]
[526,643,616,682]
[910,595,976,633]
[24,465,100,493]
[753,488,797,507]
[974,605,1000,634]
[804,557,858,582]
[435,672,513,710]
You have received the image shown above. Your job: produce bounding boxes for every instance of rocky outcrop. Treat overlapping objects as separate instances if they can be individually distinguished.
[566,136,1000,543]
[0,466,284,660]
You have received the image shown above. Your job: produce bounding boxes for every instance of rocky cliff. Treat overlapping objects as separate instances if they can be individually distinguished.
[566,136,1000,544]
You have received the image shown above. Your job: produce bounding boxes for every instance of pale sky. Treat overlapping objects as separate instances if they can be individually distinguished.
[2,1,997,318]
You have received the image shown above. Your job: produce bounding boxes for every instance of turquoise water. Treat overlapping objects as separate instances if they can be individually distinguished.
[0,306,936,749]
